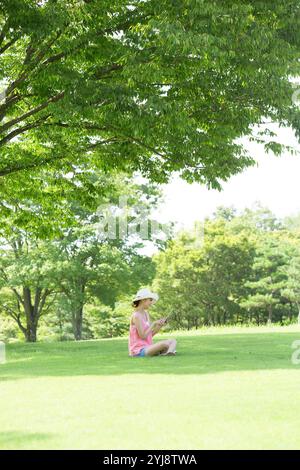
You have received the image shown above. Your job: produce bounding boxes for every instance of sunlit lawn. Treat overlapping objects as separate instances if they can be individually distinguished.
[0,325,300,449]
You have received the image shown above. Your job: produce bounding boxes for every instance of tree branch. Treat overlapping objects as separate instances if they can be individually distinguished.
[93,63,123,79]
[2,302,26,333]
[0,266,8,283]
[5,31,62,97]
[0,93,20,121]
[0,36,19,55]
[33,287,42,315]
[0,148,73,176]
[42,51,65,66]
[0,113,52,148]
[39,293,56,317]
[86,136,121,150]
[11,287,25,308]
[37,288,51,318]
[0,20,9,46]
[0,91,64,134]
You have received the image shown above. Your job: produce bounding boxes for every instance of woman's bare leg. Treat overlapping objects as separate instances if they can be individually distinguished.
[144,340,170,357]
[160,339,177,355]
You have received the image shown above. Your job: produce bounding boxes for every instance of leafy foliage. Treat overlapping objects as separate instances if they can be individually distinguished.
[0,0,299,190]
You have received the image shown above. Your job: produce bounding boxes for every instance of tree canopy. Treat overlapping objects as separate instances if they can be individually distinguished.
[0,0,299,189]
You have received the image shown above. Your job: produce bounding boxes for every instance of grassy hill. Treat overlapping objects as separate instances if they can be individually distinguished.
[0,325,300,449]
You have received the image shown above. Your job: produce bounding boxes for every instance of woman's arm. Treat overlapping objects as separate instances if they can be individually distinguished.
[152,323,162,336]
[134,314,157,340]
[146,312,166,336]
[152,319,167,335]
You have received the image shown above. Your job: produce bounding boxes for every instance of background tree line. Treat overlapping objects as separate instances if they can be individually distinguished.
[152,204,300,329]
[1,195,300,342]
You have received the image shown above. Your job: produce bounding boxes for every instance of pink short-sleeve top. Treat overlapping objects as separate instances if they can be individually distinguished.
[128,311,153,356]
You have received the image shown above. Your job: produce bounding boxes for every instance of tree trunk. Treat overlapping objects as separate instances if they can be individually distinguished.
[72,283,86,340]
[267,305,273,324]
[21,286,50,342]
[73,305,83,340]
[25,323,37,342]
[23,287,38,342]
[297,303,300,324]
[288,302,293,321]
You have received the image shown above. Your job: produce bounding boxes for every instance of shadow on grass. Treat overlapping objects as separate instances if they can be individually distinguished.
[0,331,299,381]
[0,431,57,449]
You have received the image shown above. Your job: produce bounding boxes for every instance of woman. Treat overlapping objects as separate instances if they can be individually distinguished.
[128,288,177,357]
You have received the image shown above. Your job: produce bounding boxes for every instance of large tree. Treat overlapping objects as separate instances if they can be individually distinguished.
[0,170,167,341]
[238,227,298,323]
[152,219,255,328]
[152,207,300,328]
[0,0,299,188]
[0,235,57,341]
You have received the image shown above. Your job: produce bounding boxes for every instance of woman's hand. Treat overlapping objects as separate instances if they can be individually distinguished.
[151,318,167,336]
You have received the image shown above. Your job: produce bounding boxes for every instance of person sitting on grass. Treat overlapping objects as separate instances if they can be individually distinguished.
[128,288,177,357]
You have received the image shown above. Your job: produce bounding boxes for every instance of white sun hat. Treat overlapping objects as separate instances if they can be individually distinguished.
[132,288,159,303]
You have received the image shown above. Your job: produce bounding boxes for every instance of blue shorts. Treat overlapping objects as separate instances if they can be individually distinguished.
[133,347,147,357]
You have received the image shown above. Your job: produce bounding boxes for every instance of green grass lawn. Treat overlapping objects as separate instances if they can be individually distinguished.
[0,325,300,450]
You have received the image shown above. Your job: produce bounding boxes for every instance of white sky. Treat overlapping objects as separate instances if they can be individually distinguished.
[154,126,300,224]
[136,123,300,255]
